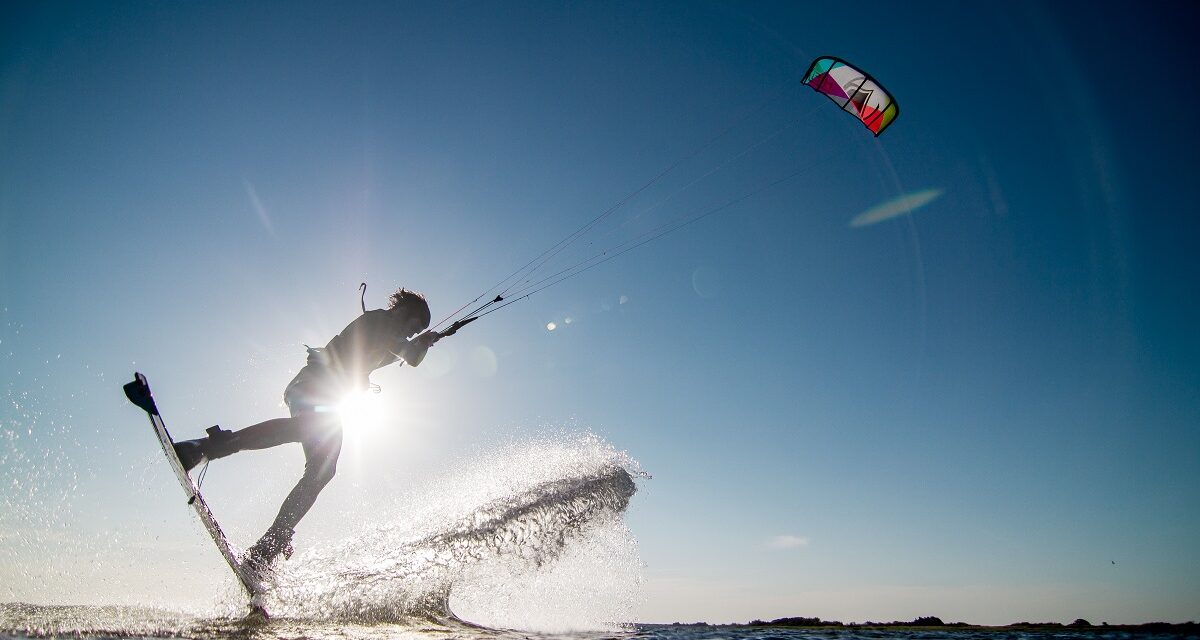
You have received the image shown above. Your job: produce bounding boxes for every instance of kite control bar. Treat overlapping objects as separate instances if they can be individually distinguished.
[432,294,502,339]
[438,315,479,338]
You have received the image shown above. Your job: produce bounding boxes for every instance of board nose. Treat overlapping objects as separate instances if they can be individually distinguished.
[123,372,160,416]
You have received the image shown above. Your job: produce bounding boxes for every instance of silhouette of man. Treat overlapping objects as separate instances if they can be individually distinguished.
[173,288,440,568]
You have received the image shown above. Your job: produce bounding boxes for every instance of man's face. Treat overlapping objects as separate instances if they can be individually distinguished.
[400,312,429,338]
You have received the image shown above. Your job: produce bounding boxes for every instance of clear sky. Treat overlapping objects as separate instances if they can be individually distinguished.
[2,0,1198,627]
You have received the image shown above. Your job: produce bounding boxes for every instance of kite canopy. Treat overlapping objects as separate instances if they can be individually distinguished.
[802,56,898,136]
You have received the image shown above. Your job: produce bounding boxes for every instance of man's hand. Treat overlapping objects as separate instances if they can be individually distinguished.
[412,330,441,349]
[398,330,440,368]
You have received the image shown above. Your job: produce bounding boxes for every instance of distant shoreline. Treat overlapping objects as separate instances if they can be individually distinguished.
[655,616,1200,634]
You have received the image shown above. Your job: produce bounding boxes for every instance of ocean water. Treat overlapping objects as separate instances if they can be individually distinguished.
[3,609,1199,640]
[7,435,1193,640]
[2,435,651,639]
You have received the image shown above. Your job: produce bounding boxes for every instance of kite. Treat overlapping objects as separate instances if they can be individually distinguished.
[802,56,899,136]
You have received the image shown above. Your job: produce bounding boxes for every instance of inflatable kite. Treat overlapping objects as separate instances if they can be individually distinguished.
[802,56,899,136]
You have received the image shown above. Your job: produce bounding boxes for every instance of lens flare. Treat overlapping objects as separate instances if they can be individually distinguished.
[335,391,385,438]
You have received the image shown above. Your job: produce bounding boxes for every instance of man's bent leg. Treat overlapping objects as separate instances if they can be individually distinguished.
[246,416,342,566]
[177,412,337,471]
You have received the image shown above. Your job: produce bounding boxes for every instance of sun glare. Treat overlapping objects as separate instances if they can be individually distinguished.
[336,390,386,438]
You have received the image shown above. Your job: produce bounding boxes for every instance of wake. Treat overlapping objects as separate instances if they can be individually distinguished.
[260,435,645,629]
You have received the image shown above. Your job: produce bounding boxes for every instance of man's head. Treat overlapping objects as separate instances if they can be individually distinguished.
[388,288,431,337]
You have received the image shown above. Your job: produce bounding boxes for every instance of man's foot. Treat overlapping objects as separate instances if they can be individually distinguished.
[173,439,205,472]
[243,526,295,570]
[172,426,237,473]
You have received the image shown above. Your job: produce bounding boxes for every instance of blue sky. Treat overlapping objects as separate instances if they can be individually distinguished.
[2,0,1198,626]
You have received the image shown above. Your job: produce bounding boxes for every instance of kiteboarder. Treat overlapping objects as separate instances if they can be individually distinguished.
[172,287,440,569]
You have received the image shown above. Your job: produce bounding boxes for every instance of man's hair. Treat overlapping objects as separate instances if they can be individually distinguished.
[388,288,431,327]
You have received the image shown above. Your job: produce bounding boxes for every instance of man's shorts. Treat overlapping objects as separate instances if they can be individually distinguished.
[282,348,360,417]
[282,350,349,474]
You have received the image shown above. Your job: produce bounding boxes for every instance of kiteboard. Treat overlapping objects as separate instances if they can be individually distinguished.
[123,372,268,618]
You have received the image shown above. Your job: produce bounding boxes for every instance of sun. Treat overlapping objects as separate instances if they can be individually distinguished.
[335,390,386,438]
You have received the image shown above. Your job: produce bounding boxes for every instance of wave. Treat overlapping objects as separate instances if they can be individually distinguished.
[262,435,644,629]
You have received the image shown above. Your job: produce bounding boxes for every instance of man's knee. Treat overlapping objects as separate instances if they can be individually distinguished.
[295,408,341,486]
[301,436,341,489]
[302,456,338,488]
